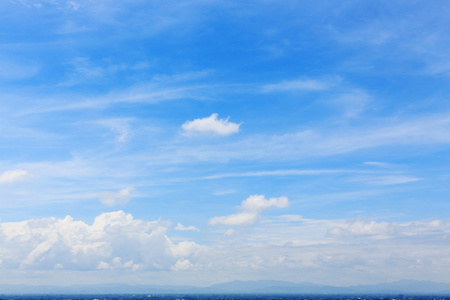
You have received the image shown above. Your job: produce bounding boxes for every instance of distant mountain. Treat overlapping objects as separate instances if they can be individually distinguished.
[200,280,343,294]
[1,279,450,295]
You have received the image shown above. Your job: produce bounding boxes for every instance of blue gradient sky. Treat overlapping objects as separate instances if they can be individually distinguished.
[0,0,449,286]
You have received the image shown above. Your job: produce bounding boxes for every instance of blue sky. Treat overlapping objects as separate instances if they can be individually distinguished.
[1,0,450,287]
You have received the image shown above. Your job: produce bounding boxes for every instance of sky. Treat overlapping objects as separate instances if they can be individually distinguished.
[0,0,450,287]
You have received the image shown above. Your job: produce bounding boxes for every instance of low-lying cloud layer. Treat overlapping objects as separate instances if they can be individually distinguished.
[0,211,202,271]
[0,210,448,285]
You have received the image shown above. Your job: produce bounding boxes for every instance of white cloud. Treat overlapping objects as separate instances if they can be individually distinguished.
[240,194,289,212]
[356,175,421,185]
[171,258,193,271]
[328,218,396,237]
[347,219,394,236]
[261,79,330,93]
[94,118,132,143]
[209,211,258,226]
[209,195,289,226]
[0,169,30,184]
[0,211,202,271]
[175,223,199,231]
[363,161,392,168]
[100,187,134,206]
[181,113,241,136]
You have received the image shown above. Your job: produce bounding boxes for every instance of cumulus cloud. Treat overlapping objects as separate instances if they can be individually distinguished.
[171,258,193,271]
[0,169,30,184]
[100,187,134,206]
[209,195,289,226]
[175,223,199,231]
[0,211,203,271]
[181,113,241,136]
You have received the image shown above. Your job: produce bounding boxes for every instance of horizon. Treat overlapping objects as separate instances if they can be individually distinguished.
[1,0,450,288]
[2,279,450,295]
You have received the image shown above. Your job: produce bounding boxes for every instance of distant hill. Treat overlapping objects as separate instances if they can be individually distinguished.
[1,279,450,295]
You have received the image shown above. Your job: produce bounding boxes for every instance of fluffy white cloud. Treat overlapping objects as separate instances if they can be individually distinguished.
[0,169,30,184]
[240,194,289,212]
[100,187,134,206]
[209,195,289,226]
[175,223,199,231]
[181,113,241,136]
[171,258,193,271]
[0,211,203,271]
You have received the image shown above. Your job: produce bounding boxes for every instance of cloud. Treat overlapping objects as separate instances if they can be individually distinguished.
[240,194,289,212]
[200,169,353,180]
[261,79,330,93]
[209,195,289,226]
[0,211,203,271]
[171,258,193,271]
[0,169,30,184]
[209,211,258,226]
[181,113,241,136]
[94,118,133,143]
[328,218,448,238]
[175,223,199,231]
[356,175,421,185]
[346,219,395,236]
[331,89,370,118]
[100,187,134,206]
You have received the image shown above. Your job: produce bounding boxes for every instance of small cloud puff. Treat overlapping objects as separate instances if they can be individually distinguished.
[181,113,241,136]
[175,223,199,231]
[0,169,30,184]
[209,195,289,226]
[100,187,134,206]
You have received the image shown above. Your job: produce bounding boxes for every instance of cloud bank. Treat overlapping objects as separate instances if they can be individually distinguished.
[0,211,202,271]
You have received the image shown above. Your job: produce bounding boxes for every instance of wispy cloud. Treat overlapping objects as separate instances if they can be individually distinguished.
[199,169,359,180]
[261,79,331,93]
[0,169,30,184]
[100,187,134,206]
[354,175,421,186]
